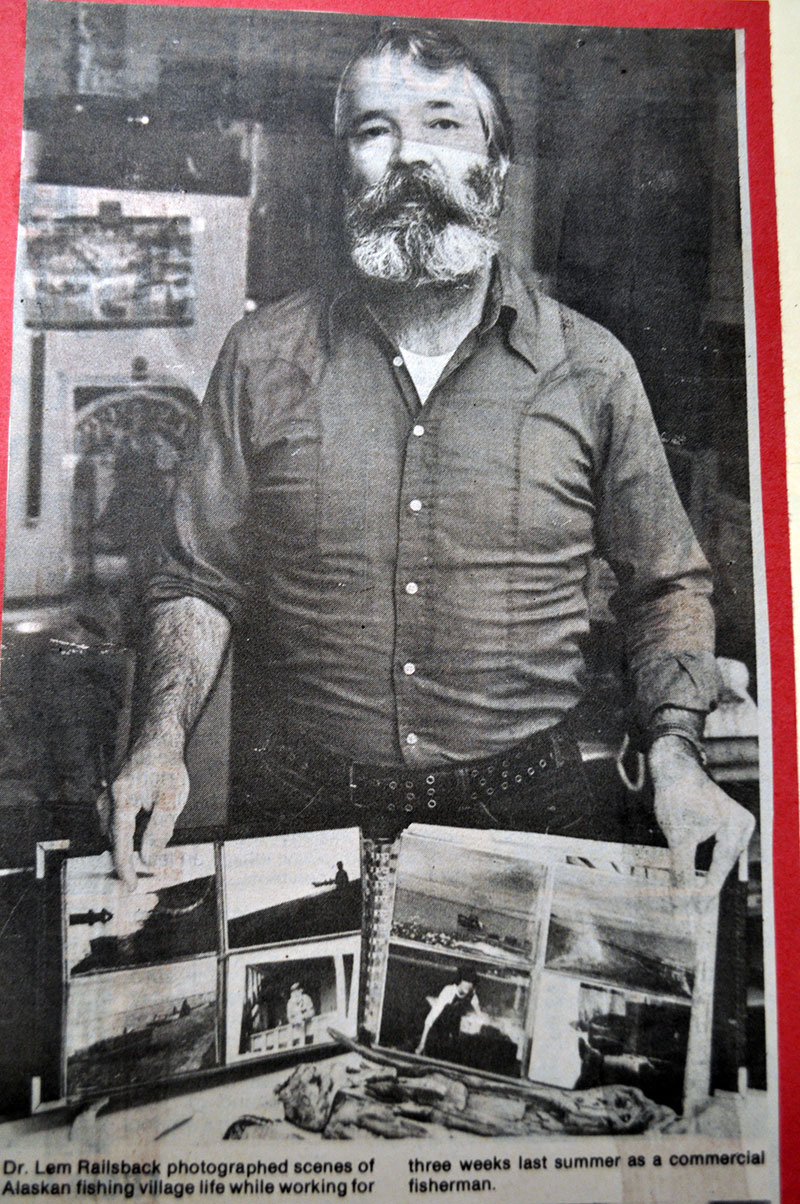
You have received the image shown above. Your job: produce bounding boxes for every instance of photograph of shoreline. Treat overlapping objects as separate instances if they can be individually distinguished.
[65,956,217,1095]
[544,866,696,999]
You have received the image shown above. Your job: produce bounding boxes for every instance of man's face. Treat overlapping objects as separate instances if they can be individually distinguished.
[455,978,474,997]
[341,52,505,285]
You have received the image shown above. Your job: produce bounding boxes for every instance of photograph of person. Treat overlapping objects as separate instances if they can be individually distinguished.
[414,963,483,1058]
[96,19,754,898]
[222,828,360,951]
[226,939,359,1063]
[380,944,531,1077]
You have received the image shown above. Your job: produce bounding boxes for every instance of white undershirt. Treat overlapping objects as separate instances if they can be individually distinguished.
[399,345,457,404]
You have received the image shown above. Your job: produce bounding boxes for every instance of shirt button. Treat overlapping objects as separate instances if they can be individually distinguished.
[412,424,425,437]
[409,499,422,512]
[393,355,403,367]
[405,581,418,595]
[403,662,416,675]
[406,732,418,745]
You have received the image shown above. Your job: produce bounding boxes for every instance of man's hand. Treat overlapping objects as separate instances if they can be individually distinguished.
[649,735,755,896]
[96,735,189,890]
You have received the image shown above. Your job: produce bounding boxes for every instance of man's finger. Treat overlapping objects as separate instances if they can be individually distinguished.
[139,768,190,866]
[669,838,698,891]
[111,788,139,892]
[140,802,181,867]
[702,809,756,896]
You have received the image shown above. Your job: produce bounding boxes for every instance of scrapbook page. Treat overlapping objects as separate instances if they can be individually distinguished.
[0,0,795,1201]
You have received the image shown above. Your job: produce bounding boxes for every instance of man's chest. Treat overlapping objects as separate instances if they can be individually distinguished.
[243,334,602,571]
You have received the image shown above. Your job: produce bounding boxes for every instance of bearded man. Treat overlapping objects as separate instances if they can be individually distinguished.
[102,25,753,894]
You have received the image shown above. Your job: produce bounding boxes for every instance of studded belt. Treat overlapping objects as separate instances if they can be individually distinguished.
[350,723,583,814]
[261,719,592,839]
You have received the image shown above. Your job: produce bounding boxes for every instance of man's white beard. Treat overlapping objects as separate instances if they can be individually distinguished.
[350,221,497,286]
[345,162,503,286]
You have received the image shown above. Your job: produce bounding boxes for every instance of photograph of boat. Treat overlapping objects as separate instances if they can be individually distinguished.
[224,829,360,950]
[65,956,217,1095]
[389,831,547,963]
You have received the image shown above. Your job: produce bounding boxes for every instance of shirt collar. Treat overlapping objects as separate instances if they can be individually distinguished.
[490,257,542,372]
[327,255,543,372]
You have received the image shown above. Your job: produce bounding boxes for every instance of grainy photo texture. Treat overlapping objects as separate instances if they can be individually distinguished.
[0,4,775,1200]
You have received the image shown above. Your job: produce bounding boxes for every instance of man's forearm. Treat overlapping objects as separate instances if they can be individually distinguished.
[131,597,232,753]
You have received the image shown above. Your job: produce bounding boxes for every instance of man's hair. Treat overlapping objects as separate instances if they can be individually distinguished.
[334,24,514,166]
[455,963,476,985]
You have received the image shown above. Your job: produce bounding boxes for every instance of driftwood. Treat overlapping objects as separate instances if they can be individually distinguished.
[325,1094,431,1140]
[275,1058,397,1132]
[329,1028,675,1132]
[273,1045,676,1139]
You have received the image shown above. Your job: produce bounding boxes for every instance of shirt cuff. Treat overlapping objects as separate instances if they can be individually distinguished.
[633,651,723,729]
[146,569,244,628]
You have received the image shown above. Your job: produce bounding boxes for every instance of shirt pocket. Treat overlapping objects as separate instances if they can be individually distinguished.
[247,356,322,564]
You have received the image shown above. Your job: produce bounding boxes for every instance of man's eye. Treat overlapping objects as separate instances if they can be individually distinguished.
[354,125,391,141]
[428,119,461,131]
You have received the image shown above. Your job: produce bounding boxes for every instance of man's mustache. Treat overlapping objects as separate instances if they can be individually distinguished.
[347,164,481,232]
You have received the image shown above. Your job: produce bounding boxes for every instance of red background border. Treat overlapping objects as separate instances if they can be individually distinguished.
[0,0,795,1195]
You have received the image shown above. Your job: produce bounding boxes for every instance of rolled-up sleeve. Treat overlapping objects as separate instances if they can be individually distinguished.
[593,350,722,726]
[147,324,252,626]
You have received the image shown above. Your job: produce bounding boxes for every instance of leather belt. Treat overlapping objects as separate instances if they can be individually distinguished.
[348,724,579,815]
[267,720,590,837]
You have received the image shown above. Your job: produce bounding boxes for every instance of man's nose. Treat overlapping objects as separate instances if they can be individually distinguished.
[393,134,436,168]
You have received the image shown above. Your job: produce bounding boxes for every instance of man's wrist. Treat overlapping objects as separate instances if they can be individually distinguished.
[648,733,707,787]
[646,705,707,769]
[127,723,186,765]
[648,727,707,767]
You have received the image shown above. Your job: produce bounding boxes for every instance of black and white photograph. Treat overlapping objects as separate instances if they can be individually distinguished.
[223,828,361,950]
[379,945,532,1078]
[64,843,217,975]
[224,934,359,1063]
[543,864,697,1000]
[388,828,548,961]
[373,825,715,1112]
[528,977,691,1115]
[24,211,195,329]
[64,954,218,1096]
[0,0,783,1192]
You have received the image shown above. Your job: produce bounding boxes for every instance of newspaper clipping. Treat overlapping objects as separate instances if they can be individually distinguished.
[0,0,787,1201]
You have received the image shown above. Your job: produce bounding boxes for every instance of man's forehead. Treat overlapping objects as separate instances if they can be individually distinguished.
[343,51,483,118]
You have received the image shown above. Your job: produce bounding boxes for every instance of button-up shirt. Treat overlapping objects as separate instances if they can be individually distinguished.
[149,260,719,767]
